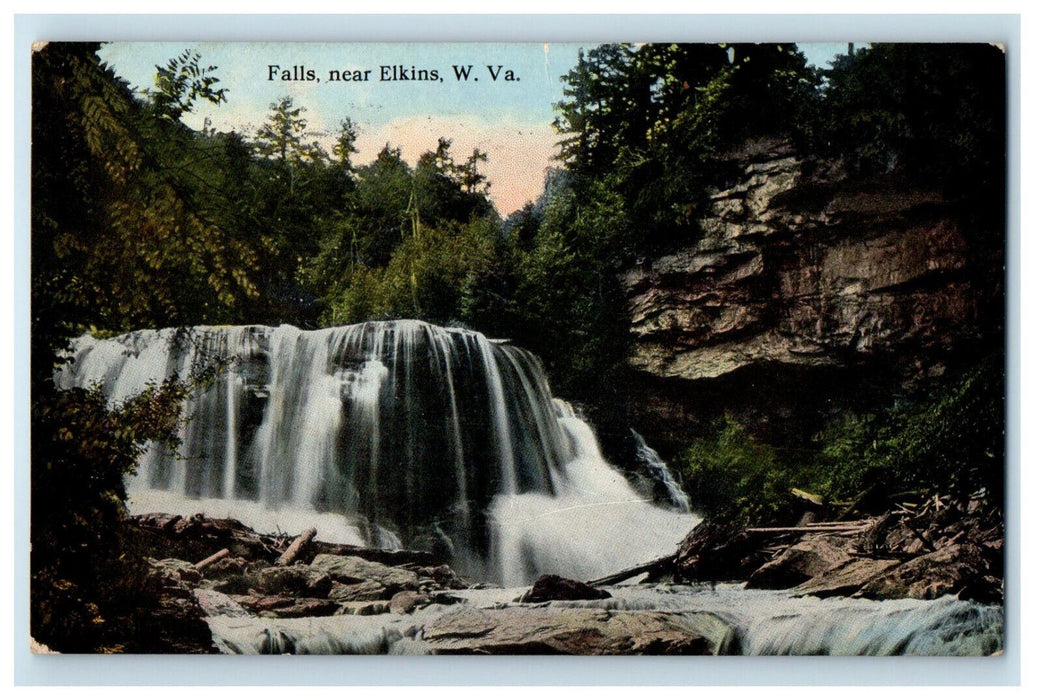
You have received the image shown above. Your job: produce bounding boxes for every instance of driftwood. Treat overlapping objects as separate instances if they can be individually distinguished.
[586,554,675,587]
[193,548,231,571]
[275,527,318,566]
[746,523,871,534]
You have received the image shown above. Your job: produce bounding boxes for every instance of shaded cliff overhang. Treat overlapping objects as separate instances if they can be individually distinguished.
[623,144,1004,388]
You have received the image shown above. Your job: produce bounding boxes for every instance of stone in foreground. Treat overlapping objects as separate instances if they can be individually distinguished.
[421,606,738,655]
[519,575,611,603]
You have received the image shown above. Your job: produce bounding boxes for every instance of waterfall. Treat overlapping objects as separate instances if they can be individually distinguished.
[631,430,692,512]
[56,320,695,583]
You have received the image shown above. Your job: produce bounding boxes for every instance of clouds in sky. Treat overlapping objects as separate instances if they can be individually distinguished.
[98,42,584,215]
[97,41,847,215]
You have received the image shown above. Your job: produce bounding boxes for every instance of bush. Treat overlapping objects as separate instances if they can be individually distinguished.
[814,354,1005,508]
[30,373,198,652]
[681,356,1004,526]
[682,416,812,526]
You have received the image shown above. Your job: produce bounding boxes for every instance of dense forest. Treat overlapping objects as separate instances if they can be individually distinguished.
[31,42,1005,651]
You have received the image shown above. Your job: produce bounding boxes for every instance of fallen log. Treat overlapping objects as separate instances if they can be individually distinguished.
[745,524,870,534]
[586,554,674,587]
[276,527,318,566]
[193,548,231,571]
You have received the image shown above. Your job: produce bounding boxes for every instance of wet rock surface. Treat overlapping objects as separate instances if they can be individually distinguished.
[518,575,611,603]
[674,497,1004,606]
[421,606,737,655]
[129,506,1002,655]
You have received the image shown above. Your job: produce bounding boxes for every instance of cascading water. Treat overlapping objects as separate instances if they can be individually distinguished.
[631,430,692,512]
[56,320,696,584]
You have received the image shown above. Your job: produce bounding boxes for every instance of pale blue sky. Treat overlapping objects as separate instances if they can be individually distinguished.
[98,42,850,214]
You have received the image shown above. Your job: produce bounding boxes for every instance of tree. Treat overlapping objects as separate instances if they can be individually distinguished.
[31,44,258,649]
[146,48,227,122]
[32,42,261,340]
[553,43,819,256]
[332,116,359,170]
[819,43,1005,199]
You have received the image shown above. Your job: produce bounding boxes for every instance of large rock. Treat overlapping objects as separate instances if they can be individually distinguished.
[389,591,431,614]
[148,558,202,587]
[249,564,333,598]
[233,594,340,618]
[746,536,853,590]
[620,140,1003,453]
[421,606,738,655]
[793,557,902,598]
[328,579,390,602]
[310,554,420,593]
[519,575,611,603]
[857,543,999,603]
[675,522,769,582]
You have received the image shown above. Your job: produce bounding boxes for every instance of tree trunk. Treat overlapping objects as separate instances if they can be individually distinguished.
[276,527,318,566]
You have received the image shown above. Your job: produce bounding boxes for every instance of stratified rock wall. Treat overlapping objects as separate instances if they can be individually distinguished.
[624,139,1001,383]
[622,138,1003,450]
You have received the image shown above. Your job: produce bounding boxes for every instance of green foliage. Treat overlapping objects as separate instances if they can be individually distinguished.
[31,42,261,338]
[682,416,808,526]
[817,44,1006,198]
[815,355,1005,507]
[30,372,198,651]
[147,48,228,121]
[322,217,498,326]
[301,137,498,327]
[553,43,820,255]
[253,96,327,166]
[682,356,1005,525]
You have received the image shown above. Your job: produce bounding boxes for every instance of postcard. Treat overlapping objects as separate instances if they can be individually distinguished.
[29,40,1006,656]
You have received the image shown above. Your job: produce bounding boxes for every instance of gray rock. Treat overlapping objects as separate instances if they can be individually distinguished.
[310,554,420,593]
[328,579,390,602]
[857,543,994,601]
[794,557,902,598]
[518,575,611,603]
[390,591,430,614]
[249,563,332,598]
[746,536,853,590]
[421,606,738,655]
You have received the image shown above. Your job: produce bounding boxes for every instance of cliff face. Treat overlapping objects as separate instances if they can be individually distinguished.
[621,139,1004,453]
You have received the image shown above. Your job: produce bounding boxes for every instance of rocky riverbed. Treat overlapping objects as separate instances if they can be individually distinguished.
[127,501,1003,656]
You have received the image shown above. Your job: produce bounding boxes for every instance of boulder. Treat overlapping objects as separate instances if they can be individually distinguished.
[746,535,853,590]
[148,558,203,587]
[421,606,738,655]
[675,521,769,582]
[257,599,340,619]
[518,575,611,603]
[193,588,251,618]
[328,579,391,602]
[205,556,249,580]
[793,557,902,598]
[310,554,420,593]
[390,591,430,614]
[249,563,332,598]
[233,594,339,618]
[857,543,999,603]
